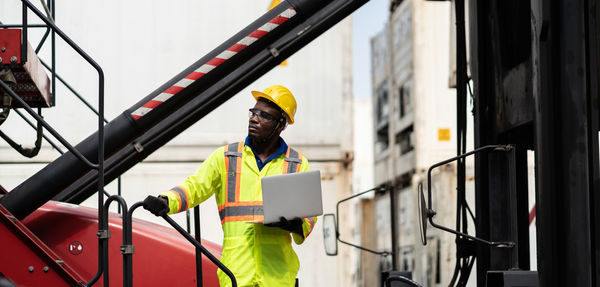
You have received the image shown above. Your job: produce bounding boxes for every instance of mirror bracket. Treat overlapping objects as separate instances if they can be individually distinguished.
[322,187,393,257]
[418,144,517,249]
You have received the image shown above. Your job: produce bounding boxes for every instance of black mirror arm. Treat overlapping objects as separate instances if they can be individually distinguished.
[335,186,391,257]
[385,275,423,287]
[427,216,515,248]
[426,145,511,210]
[425,144,516,249]
[338,238,391,256]
[336,186,388,228]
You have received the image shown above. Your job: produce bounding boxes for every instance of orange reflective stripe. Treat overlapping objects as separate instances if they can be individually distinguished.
[220,142,265,224]
[305,217,316,237]
[234,142,243,202]
[282,148,290,174]
[218,201,264,210]
[221,215,264,224]
[170,185,189,212]
[168,189,183,213]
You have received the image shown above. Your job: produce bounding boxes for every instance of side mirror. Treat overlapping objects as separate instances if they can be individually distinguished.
[417,183,428,246]
[421,145,516,248]
[322,213,338,256]
[323,187,391,256]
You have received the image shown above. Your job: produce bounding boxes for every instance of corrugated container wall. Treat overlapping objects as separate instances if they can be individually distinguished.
[371,29,390,186]
[365,0,473,286]
[372,0,456,189]
[0,1,354,286]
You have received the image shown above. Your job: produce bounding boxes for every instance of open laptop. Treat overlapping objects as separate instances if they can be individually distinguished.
[260,170,323,224]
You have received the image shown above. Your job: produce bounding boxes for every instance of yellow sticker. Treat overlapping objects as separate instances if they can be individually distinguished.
[269,0,281,9]
[438,128,451,141]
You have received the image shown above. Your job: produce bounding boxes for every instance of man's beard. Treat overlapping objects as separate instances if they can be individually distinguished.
[248,133,269,144]
[249,122,281,144]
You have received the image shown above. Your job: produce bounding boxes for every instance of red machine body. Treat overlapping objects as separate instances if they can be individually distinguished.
[0,197,222,286]
[0,29,21,64]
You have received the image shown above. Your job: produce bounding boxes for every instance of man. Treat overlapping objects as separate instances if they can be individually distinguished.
[143,85,317,287]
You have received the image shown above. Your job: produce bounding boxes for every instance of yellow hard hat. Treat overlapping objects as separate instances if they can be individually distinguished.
[251,85,297,124]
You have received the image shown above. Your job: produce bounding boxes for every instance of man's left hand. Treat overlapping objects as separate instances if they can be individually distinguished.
[266,217,303,235]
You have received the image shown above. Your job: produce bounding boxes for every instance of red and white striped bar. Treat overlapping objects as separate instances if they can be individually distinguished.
[131,7,297,120]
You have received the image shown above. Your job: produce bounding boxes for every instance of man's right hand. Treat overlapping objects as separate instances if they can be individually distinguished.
[143,195,169,216]
[265,217,303,235]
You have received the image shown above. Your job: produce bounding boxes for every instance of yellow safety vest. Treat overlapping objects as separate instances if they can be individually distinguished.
[161,142,317,287]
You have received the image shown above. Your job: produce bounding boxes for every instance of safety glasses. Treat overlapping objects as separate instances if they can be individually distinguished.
[248,108,281,122]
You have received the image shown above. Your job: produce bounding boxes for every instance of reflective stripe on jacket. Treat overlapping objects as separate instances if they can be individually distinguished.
[160,141,316,287]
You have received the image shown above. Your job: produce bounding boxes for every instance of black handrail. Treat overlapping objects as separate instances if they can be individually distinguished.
[34,25,51,53]
[125,202,144,286]
[32,7,124,204]
[12,1,106,285]
[107,201,236,287]
[0,0,105,169]
[39,59,109,124]
[21,2,27,63]
[161,214,237,287]
[93,195,130,287]
[3,1,120,203]
[194,206,203,287]
[11,110,113,199]
[12,109,64,153]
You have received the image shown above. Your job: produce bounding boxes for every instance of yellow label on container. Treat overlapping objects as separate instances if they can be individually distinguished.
[438,128,451,141]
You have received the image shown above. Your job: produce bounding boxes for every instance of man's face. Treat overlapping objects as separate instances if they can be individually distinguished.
[248,100,283,141]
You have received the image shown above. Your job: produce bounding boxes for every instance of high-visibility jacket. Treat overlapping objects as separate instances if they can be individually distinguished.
[160,141,317,287]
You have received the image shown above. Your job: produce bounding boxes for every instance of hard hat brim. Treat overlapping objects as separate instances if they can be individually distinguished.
[251,90,294,124]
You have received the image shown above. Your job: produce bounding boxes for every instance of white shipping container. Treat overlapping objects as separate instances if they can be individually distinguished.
[411,0,456,170]
[371,29,388,90]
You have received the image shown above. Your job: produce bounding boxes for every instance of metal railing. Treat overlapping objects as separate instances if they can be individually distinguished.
[1,0,106,285]
[1,0,125,209]
[162,209,237,287]
[97,196,237,287]
[2,3,234,286]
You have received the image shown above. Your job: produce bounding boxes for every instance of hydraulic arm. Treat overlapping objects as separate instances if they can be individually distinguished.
[0,0,369,219]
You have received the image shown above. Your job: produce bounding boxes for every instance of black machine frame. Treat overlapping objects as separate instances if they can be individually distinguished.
[468,0,600,286]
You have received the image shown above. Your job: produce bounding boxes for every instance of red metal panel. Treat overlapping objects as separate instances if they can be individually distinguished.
[22,201,222,286]
[0,29,52,108]
[0,204,86,286]
[0,29,21,64]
